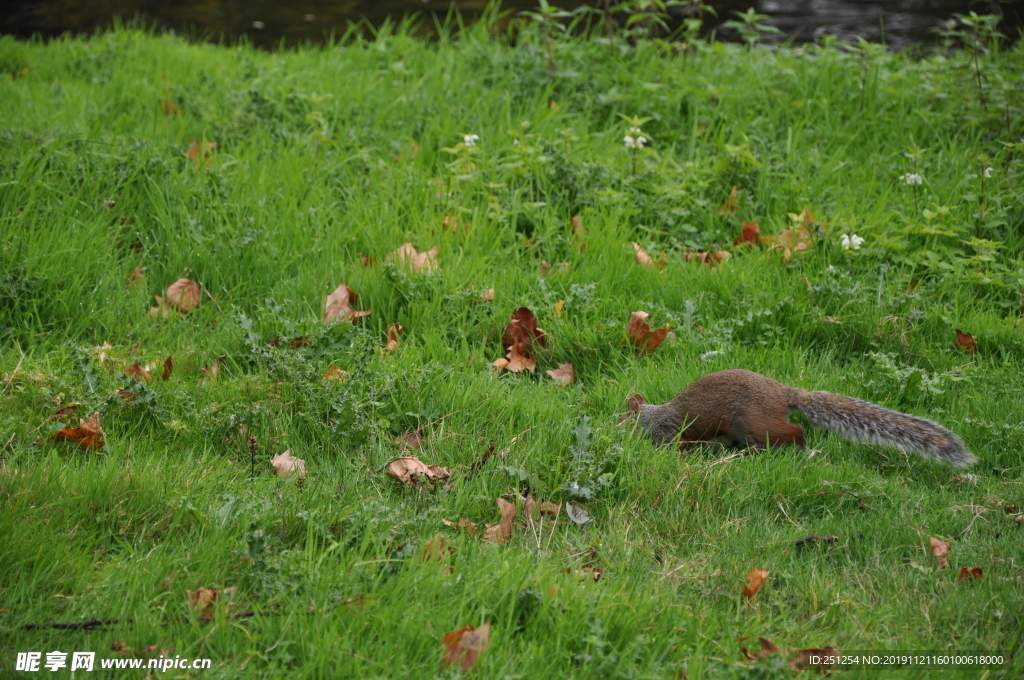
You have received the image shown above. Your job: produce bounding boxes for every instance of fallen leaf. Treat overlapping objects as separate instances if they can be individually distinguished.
[480,288,495,302]
[503,307,547,358]
[421,536,454,562]
[201,355,225,379]
[733,220,762,246]
[628,311,670,354]
[115,388,136,402]
[789,647,839,672]
[386,456,451,488]
[631,242,664,270]
[739,637,781,660]
[129,265,144,285]
[930,537,950,569]
[718,185,739,215]
[540,260,569,277]
[957,567,983,582]
[387,243,439,273]
[450,517,478,537]
[271,450,307,478]
[161,356,173,381]
[955,329,977,351]
[124,363,151,383]
[483,498,516,544]
[187,138,216,167]
[682,250,732,267]
[186,586,236,618]
[396,430,423,449]
[553,300,564,318]
[442,622,491,670]
[48,402,80,422]
[468,443,496,473]
[546,362,575,386]
[492,358,509,373]
[325,366,349,382]
[149,278,201,317]
[385,323,403,352]
[742,567,769,598]
[359,254,377,268]
[52,412,106,450]
[506,346,536,373]
[324,282,372,324]
[288,336,309,349]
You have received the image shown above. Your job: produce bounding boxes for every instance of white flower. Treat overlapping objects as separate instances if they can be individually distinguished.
[463,134,479,147]
[900,173,923,186]
[624,135,647,150]
[983,166,993,178]
[841,233,865,251]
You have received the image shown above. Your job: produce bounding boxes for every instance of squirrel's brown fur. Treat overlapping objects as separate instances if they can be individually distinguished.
[631,369,975,467]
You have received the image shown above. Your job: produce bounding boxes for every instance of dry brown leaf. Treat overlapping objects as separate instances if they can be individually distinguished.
[442,622,491,670]
[129,265,144,285]
[742,567,769,598]
[503,307,547,357]
[627,311,670,354]
[739,637,781,660]
[124,362,151,383]
[483,498,516,544]
[385,323,403,352]
[271,450,307,478]
[48,402,80,422]
[930,537,950,569]
[442,517,479,537]
[359,254,377,268]
[421,536,454,562]
[324,282,372,324]
[546,362,575,386]
[631,242,665,271]
[52,412,106,450]
[386,456,452,488]
[492,358,509,374]
[733,220,762,247]
[480,288,495,302]
[682,250,732,268]
[957,567,983,582]
[396,430,423,449]
[325,366,349,382]
[288,336,309,349]
[115,388,136,402]
[201,355,225,379]
[526,495,561,521]
[718,185,739,215]
[955,329,977,352]
[387,243,439,273]
[186,586,236,618]
[554,300,564,318]
[149,278,200,316]
[161,356,173,381]
[506,347,536,373]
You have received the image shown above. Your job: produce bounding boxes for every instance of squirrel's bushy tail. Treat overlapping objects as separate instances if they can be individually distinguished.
[791,391,976,467]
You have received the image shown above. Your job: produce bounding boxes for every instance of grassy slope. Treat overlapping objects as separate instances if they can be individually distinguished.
[1,13,1024,679]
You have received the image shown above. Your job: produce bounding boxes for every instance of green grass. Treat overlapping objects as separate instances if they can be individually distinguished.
[2,9,1024,678]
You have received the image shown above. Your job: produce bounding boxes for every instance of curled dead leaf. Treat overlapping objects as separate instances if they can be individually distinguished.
[955,329,977,351]
[324,282,372,324]
[186,585,236,618]
[124,362,151,383]
[742,567,769,598]
[506,347,536,373]
[503,307,547,356]
[149,278,200,316]
[386,456,451,488]
[161,356,173,381]
[387,242,439,273]
[631,242,664,270]
[957,567,983,582]
[718,185,739,215]
[421,536,454,562]
[52,412,105,450]
[48,402,80,422]
[930,537,950,569]
[325,366,349,382]
[385,323,403,352]
[271,450,307,478]
[396,430,423,449]
[483,498,516,544]
[480,288,495,302]
[492,358,509,374]
[201,355,225,379]
[442,622,491,670]
[628,311,670,354]
[739,637,781,660]
[546,362,575,386]
[682,250,731,268]
[733,220,762,246]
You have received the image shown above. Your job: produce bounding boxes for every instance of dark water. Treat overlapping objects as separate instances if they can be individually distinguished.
[3,0,1020,49]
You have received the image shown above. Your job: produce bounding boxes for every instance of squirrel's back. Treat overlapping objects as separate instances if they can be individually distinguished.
[634,369,975,467]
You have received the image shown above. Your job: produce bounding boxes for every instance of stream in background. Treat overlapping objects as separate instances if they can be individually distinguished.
[2,1,1021,50]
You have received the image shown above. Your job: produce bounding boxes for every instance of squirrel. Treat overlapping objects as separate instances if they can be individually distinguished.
[627,369,976,467]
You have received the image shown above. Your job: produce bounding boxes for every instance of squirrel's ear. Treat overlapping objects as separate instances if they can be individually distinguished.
[628,394,645,411]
